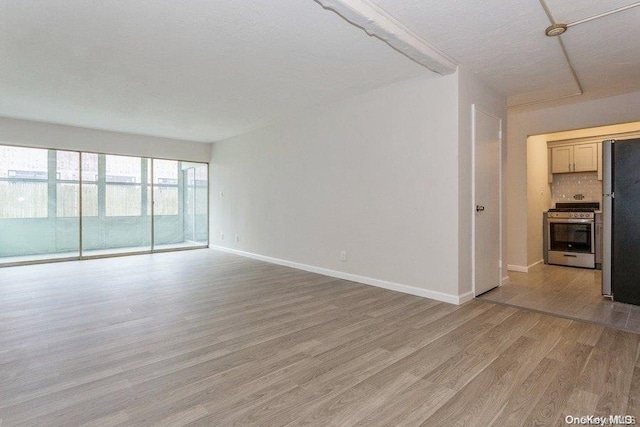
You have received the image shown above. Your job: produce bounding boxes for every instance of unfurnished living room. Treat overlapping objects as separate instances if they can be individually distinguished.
[1,0,640,426]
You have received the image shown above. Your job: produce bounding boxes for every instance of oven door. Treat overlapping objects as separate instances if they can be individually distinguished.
[547,218,595,268]
[548,218,594,253]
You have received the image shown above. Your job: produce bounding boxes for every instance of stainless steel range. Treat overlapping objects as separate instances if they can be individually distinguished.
[546,202,599,269]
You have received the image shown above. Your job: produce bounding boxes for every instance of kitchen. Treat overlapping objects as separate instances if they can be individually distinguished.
[481,121,640,331]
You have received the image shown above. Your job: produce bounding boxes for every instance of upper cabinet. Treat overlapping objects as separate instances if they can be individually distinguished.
[550,145,573,173]
[547,131,640,183]
[549,142,599,174]
[573,143,598,172]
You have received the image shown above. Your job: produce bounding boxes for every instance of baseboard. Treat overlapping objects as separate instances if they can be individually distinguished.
[507,259,544,273]
[458,291,475,304]
[501,275,509,285]
[528,259,543,269]
[211,246,468,305]
[507,264,528,273]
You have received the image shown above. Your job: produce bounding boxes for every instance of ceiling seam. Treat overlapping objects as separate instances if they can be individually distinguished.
[556,37,584,95]
[568,2,640,28]
[509,0,584,109]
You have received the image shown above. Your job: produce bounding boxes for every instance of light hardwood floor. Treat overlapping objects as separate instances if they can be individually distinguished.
[480,263,640,333]
[1,250,639,426]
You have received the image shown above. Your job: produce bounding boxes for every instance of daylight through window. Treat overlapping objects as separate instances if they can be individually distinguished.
[0,144,208,264]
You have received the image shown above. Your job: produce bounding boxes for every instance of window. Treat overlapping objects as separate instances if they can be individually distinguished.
[0,146,48,219]
[0,144,208,264]
[105,155,143,217]
[56,151,80,217]
[153,159,179,216]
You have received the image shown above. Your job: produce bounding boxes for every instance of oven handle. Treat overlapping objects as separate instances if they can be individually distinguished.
[547,218,594,224]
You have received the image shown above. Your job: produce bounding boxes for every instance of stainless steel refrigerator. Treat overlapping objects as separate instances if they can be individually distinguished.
[602,138,640,304]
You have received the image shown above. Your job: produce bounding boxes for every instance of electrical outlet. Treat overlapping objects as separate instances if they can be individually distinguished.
[235,235,239,243]
[340,250,347,262]
[221,233,224,240]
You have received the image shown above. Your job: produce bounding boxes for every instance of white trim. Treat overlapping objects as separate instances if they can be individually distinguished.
[507,259,544,273]
[457,291,475,304]
[211,246,469,305]
[507,264,528,273]
[528,259,544,269]
[471,105,503,297]
[501,276,510,285]
[547,130,640,146]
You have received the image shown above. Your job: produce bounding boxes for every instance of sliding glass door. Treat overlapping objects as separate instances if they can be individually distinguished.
[82,154,152,256]
[0,146,80,263]
[55,150,82,258]
[152,160,209,250]
[0,145,208,265]
[152,159,182,250]
[183,162,209,246]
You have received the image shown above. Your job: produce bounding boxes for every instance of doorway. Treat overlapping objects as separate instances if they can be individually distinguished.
[482,120,640,333]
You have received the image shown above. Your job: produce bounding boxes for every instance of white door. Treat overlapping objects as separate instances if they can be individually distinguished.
[473,106,501,296]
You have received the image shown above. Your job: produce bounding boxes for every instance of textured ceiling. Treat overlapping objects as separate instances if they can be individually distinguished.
[1,1,639,141]
[0,0,430,142]
[368,0,640,107]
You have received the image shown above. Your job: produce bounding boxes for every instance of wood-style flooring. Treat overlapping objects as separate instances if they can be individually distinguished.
[480,263,640,333]
[1,250,639,426]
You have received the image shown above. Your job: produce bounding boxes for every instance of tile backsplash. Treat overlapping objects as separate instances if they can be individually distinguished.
[551,172,602,206]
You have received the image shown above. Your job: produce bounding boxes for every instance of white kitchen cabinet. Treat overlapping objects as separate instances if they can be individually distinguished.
[573,143,598,172]
[551,146,573,173]
[550,142,598,174]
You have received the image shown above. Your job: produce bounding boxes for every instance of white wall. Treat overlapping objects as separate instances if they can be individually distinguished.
[0,117,211,162]
[525,135,551,267]
[507,90,640,269]
[211,74,460,301]
[211,70,506,303]
[457,68,508,293]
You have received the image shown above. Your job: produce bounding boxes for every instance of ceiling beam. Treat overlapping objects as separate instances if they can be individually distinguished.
[314,0,458,75]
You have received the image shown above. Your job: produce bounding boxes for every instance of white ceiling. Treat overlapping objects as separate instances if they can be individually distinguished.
[1,0,639,141]
[0,0,430,142]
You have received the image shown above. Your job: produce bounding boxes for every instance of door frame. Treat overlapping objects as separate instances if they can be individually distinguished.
[471,104,503,297]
